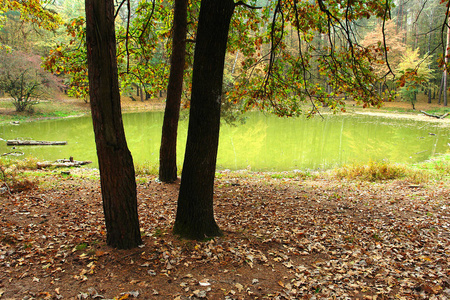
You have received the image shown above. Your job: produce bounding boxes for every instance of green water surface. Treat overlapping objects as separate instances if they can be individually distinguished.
[0,112,448,171]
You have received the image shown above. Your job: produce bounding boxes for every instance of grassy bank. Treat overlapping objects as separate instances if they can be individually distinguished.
[0,98,89,124]
[2,154,450,195]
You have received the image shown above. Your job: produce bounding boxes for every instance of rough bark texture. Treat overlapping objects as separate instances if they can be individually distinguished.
[173,0,235,240]
[159,0,188,183]
[85,0,142,249]
[444,16,450,107]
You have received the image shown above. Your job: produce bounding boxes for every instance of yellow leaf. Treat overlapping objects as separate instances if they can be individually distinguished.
[420,256,432,262]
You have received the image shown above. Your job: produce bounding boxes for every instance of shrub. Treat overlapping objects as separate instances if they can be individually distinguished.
[334,160,424,182]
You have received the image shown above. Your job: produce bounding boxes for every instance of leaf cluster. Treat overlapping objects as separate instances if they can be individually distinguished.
[229,0,397,117]
[396,48,434,105]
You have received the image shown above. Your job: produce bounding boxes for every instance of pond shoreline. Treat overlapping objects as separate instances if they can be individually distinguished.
[3,105,450,125]
[1,94,449,125]
[353,110,450,125]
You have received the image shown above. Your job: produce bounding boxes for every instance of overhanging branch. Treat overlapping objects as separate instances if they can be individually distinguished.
[234,1,262,9]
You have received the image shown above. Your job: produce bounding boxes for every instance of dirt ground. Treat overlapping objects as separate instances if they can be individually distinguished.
[0,171,449,299]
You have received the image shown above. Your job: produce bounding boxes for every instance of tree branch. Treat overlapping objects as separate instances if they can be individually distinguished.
[114,0,127,19]
[126,0,131,72]
[382,0,394,79]
[139,1,156,40]
[234,1,262,9]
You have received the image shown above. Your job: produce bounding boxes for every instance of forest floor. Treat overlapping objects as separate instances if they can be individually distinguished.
[0,96,450,299]
[0,170,449,299]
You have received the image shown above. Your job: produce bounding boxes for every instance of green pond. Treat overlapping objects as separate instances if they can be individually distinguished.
[0,112,449,171]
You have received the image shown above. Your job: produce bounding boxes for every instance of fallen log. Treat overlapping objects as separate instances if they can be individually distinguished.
[37,159,92,168]
[7,140,67,146]
[1,151,24,156]
[420,111,450,119]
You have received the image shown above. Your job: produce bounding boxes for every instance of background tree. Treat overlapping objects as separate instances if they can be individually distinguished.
[159,0,188,183]
[1,0,61,51]
[361,20,406,92]
[0,49,57,112]
[397,48,434,109]
[85,0,142,249]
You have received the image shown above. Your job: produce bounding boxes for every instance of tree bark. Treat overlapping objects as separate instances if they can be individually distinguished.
[444,15,450,106]
[173,0,235,240]
[427,10,434,104]
[159,0,188,183]
[85,0,142,249]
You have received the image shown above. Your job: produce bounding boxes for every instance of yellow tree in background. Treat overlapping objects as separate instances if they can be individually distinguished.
[396,48,434,109]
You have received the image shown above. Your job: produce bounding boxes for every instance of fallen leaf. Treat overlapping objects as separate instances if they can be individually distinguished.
[235,283,244,292]
[199,279,211,286]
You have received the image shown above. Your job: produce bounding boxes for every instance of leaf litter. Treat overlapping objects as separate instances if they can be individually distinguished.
[0,170,449,299]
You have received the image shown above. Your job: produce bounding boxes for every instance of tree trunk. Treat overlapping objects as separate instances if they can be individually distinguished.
[428,85,432,104]
[139,86,144,102]
[444,16,450,106]
[85,0,142,249]
[159,0,188,183]
[427,10,434,104]
[438,75,444,104]
[173,0,235,240]
[396,0,403,34]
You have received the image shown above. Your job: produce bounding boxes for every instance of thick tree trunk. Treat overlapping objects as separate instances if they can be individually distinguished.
[173,0,235,240]
[159,0,188,183]
[85,0,142,249]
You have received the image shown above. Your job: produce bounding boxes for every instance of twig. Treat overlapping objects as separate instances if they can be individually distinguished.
[1,182,13,197]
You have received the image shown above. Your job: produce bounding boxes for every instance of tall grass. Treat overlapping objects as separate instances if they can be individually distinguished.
[134,163,160,176]
[414,154,450,180]
[0,157,39,193]
[334,160,429,183]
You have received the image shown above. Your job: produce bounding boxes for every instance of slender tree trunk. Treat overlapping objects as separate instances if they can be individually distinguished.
[396,0,403,34]
[438,75,444,104]
[173,0,235,240]
[427,9,434,104]
[139,86,144,102]
[85,0,142,249]
[159,0,188,183]
[428,86,431,103]
[444,17,450,106]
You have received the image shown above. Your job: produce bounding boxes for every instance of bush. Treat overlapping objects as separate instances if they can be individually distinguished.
[0,158,38,194]
[334,160,423,182]
[0,49,60,112]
